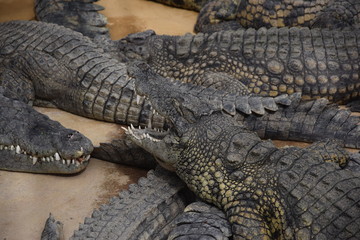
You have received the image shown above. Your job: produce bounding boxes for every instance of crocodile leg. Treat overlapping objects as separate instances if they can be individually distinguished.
[168,201,232,240]
[311,0,360,28]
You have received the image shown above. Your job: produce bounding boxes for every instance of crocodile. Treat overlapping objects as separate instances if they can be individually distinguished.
[0,19,163,174]
[119,26,360,105]
[125,62,360,240]
[1,20,297,174]
[36,0,360,106]
[0,88,92,174]
[150,0,360,32]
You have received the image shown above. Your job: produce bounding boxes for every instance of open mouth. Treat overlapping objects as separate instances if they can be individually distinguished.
[122,124,169,142]
[0,144,91,167]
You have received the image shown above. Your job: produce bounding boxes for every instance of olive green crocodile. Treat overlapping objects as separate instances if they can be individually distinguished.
[120,27,360,104]
[151,0,360,32]
[126,63,360,240]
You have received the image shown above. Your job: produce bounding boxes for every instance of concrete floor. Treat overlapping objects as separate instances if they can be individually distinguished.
[0,0,197,239]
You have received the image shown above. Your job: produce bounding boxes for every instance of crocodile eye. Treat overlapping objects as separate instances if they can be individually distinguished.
[67,131,79,139]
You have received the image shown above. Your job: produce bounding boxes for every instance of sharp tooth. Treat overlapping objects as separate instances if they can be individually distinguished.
[76,161,80,167]
[62,160,65,164]
[136,95,140,105]
[131,124,135,130]
[4,146,8,150]
[121,126,129,133]
[41,157,46,162]
[66,160,71,165]
[46,157,51,162]
[15,145,21,154]
[152,109,156,114]
[72,159,75,165]
[50,157,54,162]
[86,155,91,161]
[0,145,3,150]
[10,145,15,151]
[32,157,38,165]
[54,152,61,161]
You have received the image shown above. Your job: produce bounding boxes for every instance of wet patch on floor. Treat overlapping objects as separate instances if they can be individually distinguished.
[94,165,148,207]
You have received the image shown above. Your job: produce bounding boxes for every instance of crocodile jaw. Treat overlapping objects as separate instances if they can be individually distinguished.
[0,143,91,174]
[123,125,180,171]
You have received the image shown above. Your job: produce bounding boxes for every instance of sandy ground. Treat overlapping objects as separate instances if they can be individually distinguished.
[0,0,197,239]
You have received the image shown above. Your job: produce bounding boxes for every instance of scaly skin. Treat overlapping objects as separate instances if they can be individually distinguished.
[151,0,360,32]
[0,20,166,174]
[0,90,92,174]
[119,27,360,104]
[126,64,360,239]
[128,113,360,239]
[0,20,296,173]
[0,20,165,129]
[42,167,193,240]
[127,62,360,149]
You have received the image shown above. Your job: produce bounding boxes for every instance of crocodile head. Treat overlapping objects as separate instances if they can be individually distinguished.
[0,93,93,174]
[117,30,156,61]
[125,61,263,170]
[125,61,211,170]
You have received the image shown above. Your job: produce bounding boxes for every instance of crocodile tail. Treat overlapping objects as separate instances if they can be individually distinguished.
[35,0,109,39]
[241,97,360,149]
[70,167,192,239]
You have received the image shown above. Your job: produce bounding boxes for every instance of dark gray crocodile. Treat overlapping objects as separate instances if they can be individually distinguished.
[0,19,162,174]
[125,62,360,239]
[119,26,360,105]
[0,88,92,174]
[150,0,360,32]
[41,166,194,240]
[0,20,294,174]
[36,0,360,106]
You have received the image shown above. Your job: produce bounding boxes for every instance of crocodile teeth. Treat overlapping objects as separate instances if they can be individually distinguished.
[10,145,15,151]
[85,155,91,161]
[71,159,75,165]
[66,160,71,165]
[54,152,61,161]
[15,145,21,154]
[136,95,141,105]
[62,160,65,164]
[32,157,38,165]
